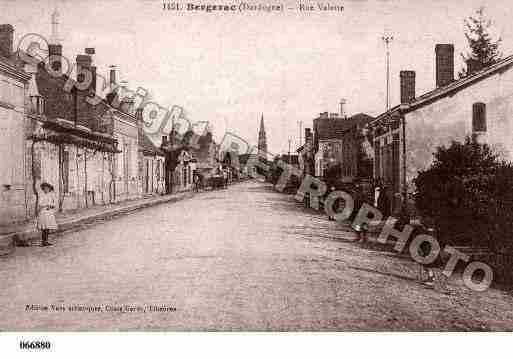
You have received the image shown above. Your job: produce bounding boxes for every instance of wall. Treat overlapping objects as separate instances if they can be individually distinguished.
[405,67,513,191]
[315,139,342,177]
[113,113,140,202]
[0,71,27,225]
[25,136,114,217]
[141,154,165,195]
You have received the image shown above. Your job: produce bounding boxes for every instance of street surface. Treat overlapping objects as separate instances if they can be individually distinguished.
[1,180,512,330]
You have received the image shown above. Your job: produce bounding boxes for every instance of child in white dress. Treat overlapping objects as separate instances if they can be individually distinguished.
[37,182,58,246]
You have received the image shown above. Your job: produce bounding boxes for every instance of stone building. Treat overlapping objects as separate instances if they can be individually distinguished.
[102,68,142,202]
[339,114,374,183]
[313,111,373,180]
[0,25,31,225]
[296,127,314,180]
[28,44,119,212]
[138,123,165,196]
[368,43,513,212]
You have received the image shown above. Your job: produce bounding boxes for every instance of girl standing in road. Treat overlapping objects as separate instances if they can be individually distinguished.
[37,182,58,246]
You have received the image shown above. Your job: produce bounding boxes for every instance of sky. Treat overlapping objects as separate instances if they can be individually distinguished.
[2,0,513,154]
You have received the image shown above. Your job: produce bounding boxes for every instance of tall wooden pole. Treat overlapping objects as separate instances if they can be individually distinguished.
[382,32,394,111]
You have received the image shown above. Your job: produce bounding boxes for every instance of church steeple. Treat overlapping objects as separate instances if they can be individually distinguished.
[258,113,267,160]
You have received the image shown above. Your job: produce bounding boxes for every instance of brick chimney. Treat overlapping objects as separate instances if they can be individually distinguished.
[110,65,117,87]
[466,58,483,75]
[340,98,346,118]
[75,52,94,129]
[85,48,96,94]
[305,128,311,143]
[400,70,416,103]
[76,54,92,82]
[48,44,63,74]
[435,44,454,88]
[0,24,14,58]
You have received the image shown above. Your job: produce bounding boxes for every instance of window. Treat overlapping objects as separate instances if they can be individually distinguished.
[62,150,70,193]
[155,160,161,181]
[374,140,380,179]
[30,95,45,115]
[472,102,486,132]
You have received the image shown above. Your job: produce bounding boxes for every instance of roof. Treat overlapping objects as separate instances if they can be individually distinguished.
[0,55,31,82]
[372,54,513,124]
[314,113,374,140]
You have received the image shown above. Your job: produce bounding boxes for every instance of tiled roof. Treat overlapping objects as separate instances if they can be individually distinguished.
[314,113,374,140]
[372,54,513,125]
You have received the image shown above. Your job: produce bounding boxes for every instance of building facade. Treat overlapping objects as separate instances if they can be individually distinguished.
[138,127,165,196]
[0,32,31,225]
[313,111,373,180]
[369,44,513,212]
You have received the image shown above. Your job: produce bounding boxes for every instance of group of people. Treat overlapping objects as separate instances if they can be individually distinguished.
[193,168,231,192]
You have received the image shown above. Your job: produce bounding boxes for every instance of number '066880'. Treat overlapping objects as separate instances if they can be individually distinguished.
[19,341,51,350]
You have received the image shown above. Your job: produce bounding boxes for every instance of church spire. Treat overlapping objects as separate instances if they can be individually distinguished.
[259,113,265,134]
[258,114,267,161]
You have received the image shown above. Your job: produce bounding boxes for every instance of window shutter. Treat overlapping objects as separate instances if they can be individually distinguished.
[472,102,486,132]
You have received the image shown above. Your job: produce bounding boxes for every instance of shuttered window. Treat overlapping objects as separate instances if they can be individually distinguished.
[472,102,486,132]
[62,150,70,193]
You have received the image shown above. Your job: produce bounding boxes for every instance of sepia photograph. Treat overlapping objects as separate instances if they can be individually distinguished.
[0,0,512,356]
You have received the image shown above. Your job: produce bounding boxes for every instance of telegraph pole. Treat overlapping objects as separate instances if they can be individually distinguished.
[382,30,394,111]
[298,120,303,146]
[288,138,291,163]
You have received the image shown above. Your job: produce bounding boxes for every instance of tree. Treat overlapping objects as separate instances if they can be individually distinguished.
[415,137,513,247]
[459,7,502,78]
[414,136,505,247]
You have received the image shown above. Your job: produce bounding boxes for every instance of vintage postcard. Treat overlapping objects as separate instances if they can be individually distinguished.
[0,0,512,354]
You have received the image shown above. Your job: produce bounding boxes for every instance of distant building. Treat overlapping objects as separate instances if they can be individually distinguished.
[239,115,270,178]
[257,114,268,161]
[296,128,314,180]
[102,68,141,202]
[313,111,373,179]
[340,115,374,182]
[138,113,165,196]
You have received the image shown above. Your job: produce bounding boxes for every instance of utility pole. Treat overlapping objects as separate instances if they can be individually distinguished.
[288,138,291,163]
[298,120,303,146]
[382,30,394,111]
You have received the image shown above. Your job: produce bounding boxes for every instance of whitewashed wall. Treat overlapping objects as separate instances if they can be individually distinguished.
[0,72,27,225]
[113,115,141,202]
[405,67,513,190]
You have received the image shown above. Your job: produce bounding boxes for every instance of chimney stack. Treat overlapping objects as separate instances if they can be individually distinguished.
[400,70,416,103]
[340,98,346,118]
[48,44,62,73]
[435,44,454,88]
[305,128,312,144]
[466,58,483,76]
[109,65,117,87]
[0,24,14,58]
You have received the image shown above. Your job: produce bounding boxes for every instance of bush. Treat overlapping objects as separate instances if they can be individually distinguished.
[414,136,513,248]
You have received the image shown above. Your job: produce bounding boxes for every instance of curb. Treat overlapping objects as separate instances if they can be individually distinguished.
[0,192,194,251]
